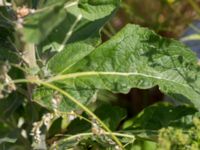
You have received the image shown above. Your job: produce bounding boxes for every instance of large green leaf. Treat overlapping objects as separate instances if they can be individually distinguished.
[55,25,200,105]
[35,24,200,113]
[21,0,120,44]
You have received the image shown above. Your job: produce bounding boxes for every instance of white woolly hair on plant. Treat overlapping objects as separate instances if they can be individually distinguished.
[42,113,54,128]
[51,92,62,111]
[30,121,42,144]
[30,113,54,144]
[67,111,77,121]
[91,119,105,135]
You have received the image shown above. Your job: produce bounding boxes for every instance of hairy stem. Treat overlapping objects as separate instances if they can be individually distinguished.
[60,132,135,147]
[15,17,38,100]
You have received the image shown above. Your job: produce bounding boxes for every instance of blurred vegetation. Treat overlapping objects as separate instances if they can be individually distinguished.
[106,0,200,38]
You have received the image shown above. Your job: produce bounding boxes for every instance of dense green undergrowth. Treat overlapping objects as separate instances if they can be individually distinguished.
[1,0,200,149]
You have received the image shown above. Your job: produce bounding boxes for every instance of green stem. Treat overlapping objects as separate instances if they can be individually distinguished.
[61,132,135,145]
[6,79,124,149]
[187,0,200,16]
[74,113,93,125]
[102,28,113,38]
[107,22,117,35]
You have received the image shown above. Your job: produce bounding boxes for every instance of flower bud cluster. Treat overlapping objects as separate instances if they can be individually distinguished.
[30,113,54,144]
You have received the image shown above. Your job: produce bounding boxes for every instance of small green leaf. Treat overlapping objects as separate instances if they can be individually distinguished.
[122,102,197,130]
[118,102,197,142]
[21,0,67,43]
[78,0,120,20]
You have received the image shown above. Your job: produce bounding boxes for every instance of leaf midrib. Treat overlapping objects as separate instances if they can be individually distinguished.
[47,71,194,92]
